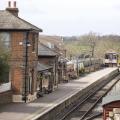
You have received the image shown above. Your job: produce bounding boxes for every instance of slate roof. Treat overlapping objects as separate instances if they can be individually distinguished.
[0,10,42,32]
[38,43,58,56]
[37,62,52,72]
[39,35,65,50]
[102,95,120,106]
[102,79,120,106]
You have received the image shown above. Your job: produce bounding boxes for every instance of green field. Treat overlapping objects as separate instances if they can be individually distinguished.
[64,34,120,59]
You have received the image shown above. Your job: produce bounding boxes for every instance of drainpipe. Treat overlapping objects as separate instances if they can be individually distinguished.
[23,31,29,103]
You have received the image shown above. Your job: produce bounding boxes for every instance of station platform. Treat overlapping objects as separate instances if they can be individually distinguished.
[0,68,118,120]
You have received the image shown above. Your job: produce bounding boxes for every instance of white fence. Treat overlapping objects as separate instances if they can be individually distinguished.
[0,82,11,93]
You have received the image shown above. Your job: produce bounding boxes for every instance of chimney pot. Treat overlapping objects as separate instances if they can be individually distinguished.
[14,1,16,8]
[8,1,11,8]
[6,1,19,16]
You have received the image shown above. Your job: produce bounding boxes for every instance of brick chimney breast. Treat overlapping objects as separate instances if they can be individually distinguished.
[6,1,19,16]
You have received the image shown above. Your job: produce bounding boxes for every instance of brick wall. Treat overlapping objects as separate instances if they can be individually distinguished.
[10,31,39,95]
[11,68,23,94]
[0,91,12,104]
[103,101,120,120]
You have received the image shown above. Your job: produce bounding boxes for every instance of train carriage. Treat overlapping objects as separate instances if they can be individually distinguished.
[66,58,102,80]
[104,52,120,67]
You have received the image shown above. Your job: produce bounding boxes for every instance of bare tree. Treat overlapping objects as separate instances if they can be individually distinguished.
[64,33,120,59]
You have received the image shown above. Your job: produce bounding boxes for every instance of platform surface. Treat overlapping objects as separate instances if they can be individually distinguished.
[0,67,118,120]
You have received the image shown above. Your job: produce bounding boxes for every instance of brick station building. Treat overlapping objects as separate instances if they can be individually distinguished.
[0,1,42,102]
[38,42,59,91]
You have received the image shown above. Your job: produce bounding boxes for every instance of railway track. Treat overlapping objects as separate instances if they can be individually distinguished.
[56,74,120,120]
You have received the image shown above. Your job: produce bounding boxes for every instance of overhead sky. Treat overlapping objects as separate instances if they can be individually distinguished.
[1,0,120,36]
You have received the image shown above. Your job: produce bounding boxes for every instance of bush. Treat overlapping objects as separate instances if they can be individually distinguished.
[0,33,10,84]
[0,53,9,84]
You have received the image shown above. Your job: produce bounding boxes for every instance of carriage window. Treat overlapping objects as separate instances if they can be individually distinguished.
[109,54,113,60]
[105,54,109,59]
[113,55,117,59]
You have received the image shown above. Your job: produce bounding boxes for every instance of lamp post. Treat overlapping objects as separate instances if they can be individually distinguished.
[22,31,30,103]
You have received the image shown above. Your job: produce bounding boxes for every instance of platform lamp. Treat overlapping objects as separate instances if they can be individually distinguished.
[21,31,31,103]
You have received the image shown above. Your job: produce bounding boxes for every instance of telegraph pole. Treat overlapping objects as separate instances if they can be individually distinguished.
[91,42,95,57]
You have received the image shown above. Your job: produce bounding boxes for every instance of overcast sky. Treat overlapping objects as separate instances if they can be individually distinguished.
[1,0,120,36]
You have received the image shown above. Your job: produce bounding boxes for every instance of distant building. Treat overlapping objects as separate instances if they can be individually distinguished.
[38,43,59,90]
[39,35,66,57]
[39,35,68,83]
[0,1,42,103]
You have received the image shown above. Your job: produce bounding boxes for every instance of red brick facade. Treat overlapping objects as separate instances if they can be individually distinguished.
[10,31,39,102]
[103,101,120,120]
[0,1,42,102]
[0,91,12,104]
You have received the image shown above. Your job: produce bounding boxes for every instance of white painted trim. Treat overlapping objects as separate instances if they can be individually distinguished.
[12,92,37,103]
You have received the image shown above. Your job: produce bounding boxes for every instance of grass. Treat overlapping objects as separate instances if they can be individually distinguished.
[65,39,120,58]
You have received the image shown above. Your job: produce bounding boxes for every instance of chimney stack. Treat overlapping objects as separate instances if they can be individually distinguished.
[6,1,19,16]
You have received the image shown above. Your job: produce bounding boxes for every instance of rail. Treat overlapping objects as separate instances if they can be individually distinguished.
[80,75,120,120]
[57,74,120,120]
